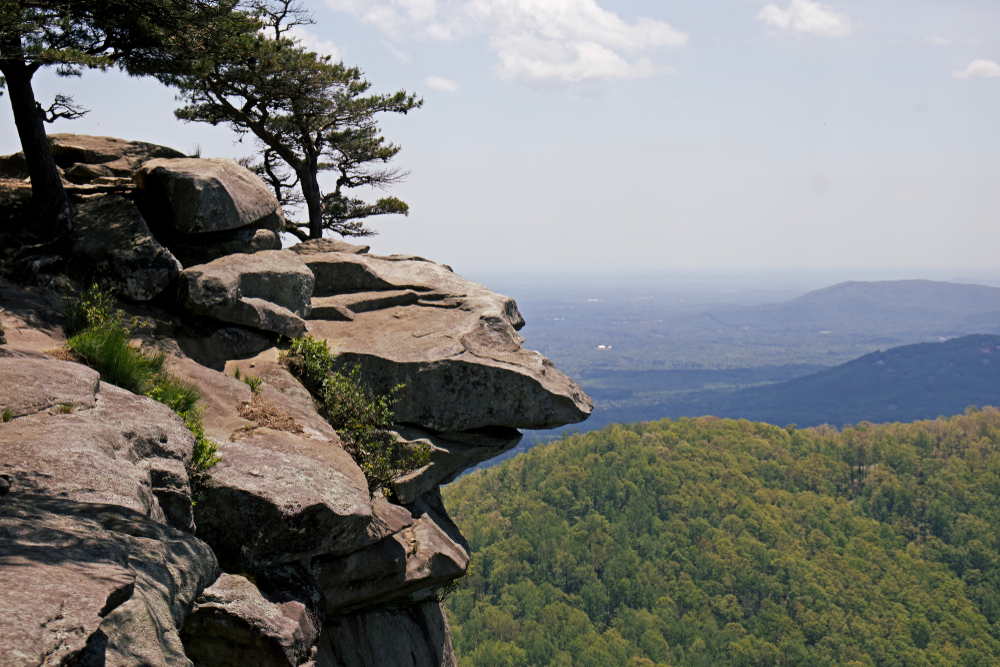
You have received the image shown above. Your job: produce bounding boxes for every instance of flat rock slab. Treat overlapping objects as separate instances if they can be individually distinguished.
[178,250,314,337]
[0,359,195,526]
[72,196,182,301]
[303,253,591,431]
[0,279,67,357]
[0,496,218,667]
[48,134,185,169]
[290,238,370,255]
[135,158,284,235]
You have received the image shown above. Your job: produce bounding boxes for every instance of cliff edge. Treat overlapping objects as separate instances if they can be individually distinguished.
[0,135,592,667]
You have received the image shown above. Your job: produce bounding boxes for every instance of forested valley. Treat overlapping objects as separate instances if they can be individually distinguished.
[443,409,1000,667]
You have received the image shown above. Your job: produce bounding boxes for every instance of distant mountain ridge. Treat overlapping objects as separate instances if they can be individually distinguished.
[678,333,1000,427]
[707,280,1000,334]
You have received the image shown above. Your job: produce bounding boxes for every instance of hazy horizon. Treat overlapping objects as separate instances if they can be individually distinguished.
[2,0,998,273]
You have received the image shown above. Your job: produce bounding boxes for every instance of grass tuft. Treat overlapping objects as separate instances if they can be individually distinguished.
[64,284,219,474]
[242,374,263,395]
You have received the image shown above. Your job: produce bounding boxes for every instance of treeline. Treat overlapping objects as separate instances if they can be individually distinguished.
[442,409,1000,667]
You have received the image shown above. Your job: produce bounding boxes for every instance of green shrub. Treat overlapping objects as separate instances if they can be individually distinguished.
[282,335,336,394]
[146,376,201,415]
[183,409,220,473]
[243,374,263,395]
[282,335,429,497]
[2,408,12,422]
[65,283,120,336]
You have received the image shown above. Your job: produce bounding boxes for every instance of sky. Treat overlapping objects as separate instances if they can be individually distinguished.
[2,0,999,276]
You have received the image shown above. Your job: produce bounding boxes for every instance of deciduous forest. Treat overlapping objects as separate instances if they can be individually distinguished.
[444,409,1000,667]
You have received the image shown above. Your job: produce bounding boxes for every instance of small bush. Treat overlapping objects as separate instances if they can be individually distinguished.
[243,374,263,395]
[65,283,120,336]
[184,409,220,473]
[2,408,12,422]
[147,376,201,415]
[282,335,428,497]
[282,335,336,394]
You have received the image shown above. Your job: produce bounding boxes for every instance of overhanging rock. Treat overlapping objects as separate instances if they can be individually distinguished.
[302,251,592,432]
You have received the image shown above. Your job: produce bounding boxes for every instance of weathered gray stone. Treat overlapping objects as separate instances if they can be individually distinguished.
[148,458,196,534]
[0,278,67,357]
[0,359,196,524]
[0,357,99,418]
[179,326,275,370]
[0,496,219,667]
[161,356,372,572]
[316,601,457,667]
[168,227,283,267]
[48,133,185,169]
[72,196,183,301]
[314,492,469,615]
[181,574,319,667]
[0,497,137,667]
[134,158,284,234]
[302,252,591,431]
[290,238,370,256]
[177,251,314,337]
[390,426,522,504]
[193,428,372,572]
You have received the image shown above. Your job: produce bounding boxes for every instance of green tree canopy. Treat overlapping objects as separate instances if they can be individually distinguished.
[164,0,422,240]
[445,410,1000,667]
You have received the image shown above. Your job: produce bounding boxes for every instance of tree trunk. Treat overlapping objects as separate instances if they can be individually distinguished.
[298,164,324,239]
[0,47,72,237]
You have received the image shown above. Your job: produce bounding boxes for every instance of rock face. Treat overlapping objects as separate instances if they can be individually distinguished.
[316,602,457,667]
[135,158,284,235]
[0,496,220,667]
[390,426,522,504]
[302,251,593,431]
[0,358,196,526]
[177,250,315,338]
[0,356,219,667]
[290,238,370,255]
[49,134,186,182]
[315,491,469,616]
[72,196,183,301]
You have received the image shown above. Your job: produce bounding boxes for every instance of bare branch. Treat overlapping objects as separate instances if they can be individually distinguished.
[38,93,89,123]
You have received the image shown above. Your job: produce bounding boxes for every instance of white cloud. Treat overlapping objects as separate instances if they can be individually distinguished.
[287,26,342,59]
[953,59,1000,80]
[928,35,951,46]
[383,40,413,63]
[425,75,459,91]
[757,0,853,37]
[326,0,687,85]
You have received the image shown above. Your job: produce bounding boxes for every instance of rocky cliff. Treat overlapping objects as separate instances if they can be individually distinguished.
[0,135,592,667]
